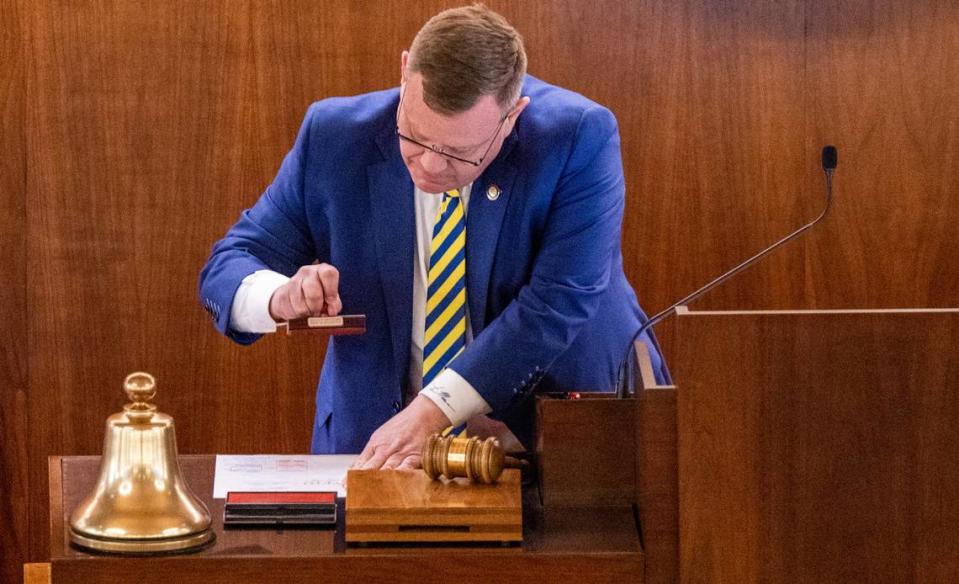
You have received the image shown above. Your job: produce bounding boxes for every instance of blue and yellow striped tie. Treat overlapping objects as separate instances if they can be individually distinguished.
[423,189,467,386]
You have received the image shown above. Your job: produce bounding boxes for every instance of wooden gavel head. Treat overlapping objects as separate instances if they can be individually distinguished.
[422,433,510,484]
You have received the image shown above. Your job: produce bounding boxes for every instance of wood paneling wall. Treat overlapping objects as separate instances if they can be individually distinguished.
[2,1,957,582]
[1,1,28,583]
[804,1,959,308]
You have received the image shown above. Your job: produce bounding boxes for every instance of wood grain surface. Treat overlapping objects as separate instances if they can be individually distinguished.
[22,564,50,584]
[535,395,637,507]
[803,1,959,309]
[636,382,678,583]
[49,456,642,583]
[1,3,28,584]
[346,469,522,543]
[534,344,680,584]
[3,1,958,581]
[623,0,810,316]
[672,309,959,583]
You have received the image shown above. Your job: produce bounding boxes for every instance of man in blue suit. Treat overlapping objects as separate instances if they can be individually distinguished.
[199,5,667,469]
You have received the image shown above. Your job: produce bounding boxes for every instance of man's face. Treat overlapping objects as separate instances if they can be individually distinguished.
[397,70,525,194]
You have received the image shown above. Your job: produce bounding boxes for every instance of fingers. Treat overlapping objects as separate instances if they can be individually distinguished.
[359,447,390,470]
[288,278,311,317]
[352,397,444,471]
[299,270,326,315]
[396,455,421,470]
[296,263,340,317]
[361,447,418,470]
[268,284,296,322]
[270,263,342,321]
[354,441,373,468]
[315,264,341,316]
[381,451,408,470]
[358,434,417,469]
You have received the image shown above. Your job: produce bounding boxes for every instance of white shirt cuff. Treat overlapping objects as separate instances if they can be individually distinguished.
[420,369,492,427]
[229,270,290,333]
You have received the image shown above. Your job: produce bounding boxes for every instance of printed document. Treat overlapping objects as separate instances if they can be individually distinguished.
[213,454,358,498]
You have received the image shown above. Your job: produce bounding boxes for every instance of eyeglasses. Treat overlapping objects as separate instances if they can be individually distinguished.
[396,92,510,167]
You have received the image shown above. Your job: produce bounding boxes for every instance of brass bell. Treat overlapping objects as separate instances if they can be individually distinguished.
[69,372,214,553]
[422,433,525,484]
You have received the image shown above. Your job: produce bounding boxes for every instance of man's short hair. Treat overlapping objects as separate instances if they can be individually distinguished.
[408,4,527,115]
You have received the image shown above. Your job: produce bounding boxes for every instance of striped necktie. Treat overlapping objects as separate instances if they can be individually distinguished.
[423,189,467,387]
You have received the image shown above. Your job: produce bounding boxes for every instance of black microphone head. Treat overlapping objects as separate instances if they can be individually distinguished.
[822,145,838,171]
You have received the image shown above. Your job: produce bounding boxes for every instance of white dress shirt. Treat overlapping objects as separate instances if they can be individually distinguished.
[229,184,492,426]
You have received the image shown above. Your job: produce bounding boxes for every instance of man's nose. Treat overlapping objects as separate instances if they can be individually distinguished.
[419,148,449,174]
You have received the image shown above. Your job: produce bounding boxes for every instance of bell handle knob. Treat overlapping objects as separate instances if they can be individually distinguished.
[123,371,158,420]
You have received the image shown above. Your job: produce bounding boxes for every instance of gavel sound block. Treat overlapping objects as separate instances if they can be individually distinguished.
[345,469,522,544]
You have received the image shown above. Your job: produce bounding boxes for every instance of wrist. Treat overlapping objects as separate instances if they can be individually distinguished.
[412,394,452,429]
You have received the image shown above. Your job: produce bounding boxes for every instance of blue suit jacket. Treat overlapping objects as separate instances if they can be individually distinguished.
[199,76,668,453]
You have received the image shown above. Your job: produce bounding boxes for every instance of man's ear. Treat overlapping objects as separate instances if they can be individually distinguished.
[508,96,532,124]
[400,51,410,84]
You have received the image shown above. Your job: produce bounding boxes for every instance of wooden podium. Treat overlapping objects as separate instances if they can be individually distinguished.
[666,307,959,583]
[535,306,959,583]
[47,455,643,584]
[43,307,959,583]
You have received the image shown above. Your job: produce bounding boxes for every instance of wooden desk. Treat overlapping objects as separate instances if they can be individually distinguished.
[49,455,643,583]
[23,563,50,584]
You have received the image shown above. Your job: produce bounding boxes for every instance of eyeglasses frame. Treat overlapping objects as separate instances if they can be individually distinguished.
[395,88,512,167]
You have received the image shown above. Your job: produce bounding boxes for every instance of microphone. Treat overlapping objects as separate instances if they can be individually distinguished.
[822,145,837,189]
[615,145,838,397]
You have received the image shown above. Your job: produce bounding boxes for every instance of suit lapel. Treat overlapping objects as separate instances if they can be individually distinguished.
[467,133,519,332]
[369,130,415,388]
[367,118,520,381]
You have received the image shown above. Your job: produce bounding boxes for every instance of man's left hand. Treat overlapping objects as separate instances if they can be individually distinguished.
[354,394,451,470]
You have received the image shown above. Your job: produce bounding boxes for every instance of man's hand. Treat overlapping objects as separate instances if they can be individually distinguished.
[354,394,452,470]
[268,263,342,322]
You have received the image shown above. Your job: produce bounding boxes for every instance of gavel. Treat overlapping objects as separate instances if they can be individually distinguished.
[421,433,526,484]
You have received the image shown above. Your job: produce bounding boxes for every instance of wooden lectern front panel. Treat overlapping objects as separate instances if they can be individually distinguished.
[672,309,959,583]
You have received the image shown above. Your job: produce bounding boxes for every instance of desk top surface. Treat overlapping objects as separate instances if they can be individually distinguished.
[49,455,643,584]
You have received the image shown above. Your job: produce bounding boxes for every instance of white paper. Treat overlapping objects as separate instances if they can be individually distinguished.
[213,454,358,498]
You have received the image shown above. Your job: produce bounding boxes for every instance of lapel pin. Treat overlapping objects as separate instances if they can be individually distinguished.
[486,184,501,201]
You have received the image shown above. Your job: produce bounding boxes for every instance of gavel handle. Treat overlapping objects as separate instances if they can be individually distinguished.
[504,456,528,470]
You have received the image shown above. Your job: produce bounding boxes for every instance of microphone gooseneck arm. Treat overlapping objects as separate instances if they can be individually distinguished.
[615,146,838,397]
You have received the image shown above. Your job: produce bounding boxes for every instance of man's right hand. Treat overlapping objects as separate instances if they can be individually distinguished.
[268,263,342,322]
